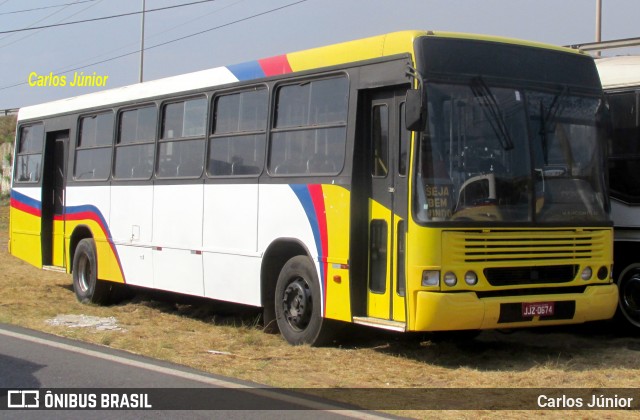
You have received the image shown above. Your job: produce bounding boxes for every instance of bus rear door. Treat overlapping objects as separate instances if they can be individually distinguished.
[41,130,68,268]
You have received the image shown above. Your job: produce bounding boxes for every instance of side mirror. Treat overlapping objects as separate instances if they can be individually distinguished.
[405,89,427,132]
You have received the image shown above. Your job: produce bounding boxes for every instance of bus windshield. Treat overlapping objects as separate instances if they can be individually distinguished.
[414,81,609,224]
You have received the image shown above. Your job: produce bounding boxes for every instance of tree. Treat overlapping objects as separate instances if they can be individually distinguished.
[0,115,17,145]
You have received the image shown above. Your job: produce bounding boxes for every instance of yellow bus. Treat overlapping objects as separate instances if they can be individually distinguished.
[9,30,617,345]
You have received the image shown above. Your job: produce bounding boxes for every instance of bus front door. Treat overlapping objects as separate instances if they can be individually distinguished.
[41,130,68,268]
[365,89,409,326]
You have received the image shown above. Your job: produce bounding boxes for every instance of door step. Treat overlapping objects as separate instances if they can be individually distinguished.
[43,265,66,273]
[352,316,406,332]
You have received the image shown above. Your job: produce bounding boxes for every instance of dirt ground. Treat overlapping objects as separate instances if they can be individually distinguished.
[1,200,639,418]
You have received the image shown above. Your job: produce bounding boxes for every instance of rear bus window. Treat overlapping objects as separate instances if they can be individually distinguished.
[15,123,44,183]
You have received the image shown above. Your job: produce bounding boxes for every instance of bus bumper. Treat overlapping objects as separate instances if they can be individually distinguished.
[412,284,618,331]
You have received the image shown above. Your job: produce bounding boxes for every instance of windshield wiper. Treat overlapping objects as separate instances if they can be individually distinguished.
[538,86,568,163]
[470,76,514,151]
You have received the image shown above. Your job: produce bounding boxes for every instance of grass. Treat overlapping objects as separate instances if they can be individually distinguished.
[1,201,640,418]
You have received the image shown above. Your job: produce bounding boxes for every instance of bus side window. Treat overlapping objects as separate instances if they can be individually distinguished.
[157,97,206,178]
[14,123,44,183]
[608,91,640,202]
[114,106,157,180]
[269,76,348,176]
[74,112,113,181]
[208,88,267,177]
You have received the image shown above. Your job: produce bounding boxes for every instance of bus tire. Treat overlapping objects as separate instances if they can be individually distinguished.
[274,255,333,346]
[616,264,640,330]
[72,238,111,305]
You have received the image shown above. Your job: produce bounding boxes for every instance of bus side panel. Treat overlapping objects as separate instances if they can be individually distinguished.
[9,188,43,268]
[320,184,351,322]
[258,183,320,292]
[152,184,204,296]
[202,183,260,305]
[258,183,352,322]
[51,217,65,267]
[65,186,123,282]
[110,185,153,286]
[203,254,261,306]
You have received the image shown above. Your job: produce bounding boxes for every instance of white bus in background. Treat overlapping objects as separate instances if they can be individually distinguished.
[595,53,640,330]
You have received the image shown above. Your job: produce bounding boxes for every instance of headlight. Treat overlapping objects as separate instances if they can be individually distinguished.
[443,272,457,286]
[422,270,440,286]
[464,271,478,286]
[581,266,592,281]
[597,266,608,280]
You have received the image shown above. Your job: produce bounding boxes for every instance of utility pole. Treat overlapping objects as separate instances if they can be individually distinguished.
[595,0,602,57]
[139,0,146,83]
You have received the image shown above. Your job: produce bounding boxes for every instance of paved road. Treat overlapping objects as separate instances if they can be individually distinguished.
[0,323,393,420]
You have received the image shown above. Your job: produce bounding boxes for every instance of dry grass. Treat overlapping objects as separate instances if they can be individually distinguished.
[1,201,640,418]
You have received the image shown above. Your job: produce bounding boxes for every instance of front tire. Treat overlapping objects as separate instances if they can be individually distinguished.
[72,238,112,305]
[274,255,333,346]
[616,264,640,330]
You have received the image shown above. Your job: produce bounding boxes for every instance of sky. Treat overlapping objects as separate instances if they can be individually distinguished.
[0,0,639,110]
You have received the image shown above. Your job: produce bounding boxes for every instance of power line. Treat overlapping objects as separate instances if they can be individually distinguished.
[0,0,105,47]
[0,0,77,42]
[0,0,310,92]
[0,0,218,34]
[29,0,246,77]
[0,0,100,16]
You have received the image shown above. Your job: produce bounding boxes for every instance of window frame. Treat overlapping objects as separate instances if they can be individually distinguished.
[207,85,269,178]
[156,95,207,179]
[113,103,158,181]
[73,111,115,182]
[14,122,45,184]
[268,73,349,177]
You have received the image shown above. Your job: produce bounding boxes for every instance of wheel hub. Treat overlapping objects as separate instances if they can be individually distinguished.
[282,278,312,331]
[78,254,91,293]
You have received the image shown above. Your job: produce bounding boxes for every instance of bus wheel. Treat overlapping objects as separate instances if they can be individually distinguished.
[617,264,640,329]
[275,255,332,346]
[72,238,111,305]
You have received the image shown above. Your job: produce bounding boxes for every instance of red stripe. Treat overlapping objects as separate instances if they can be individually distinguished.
[10,198,41,217]
[66,211,109,238]
[258,55,292,77]
[308,184,329,314]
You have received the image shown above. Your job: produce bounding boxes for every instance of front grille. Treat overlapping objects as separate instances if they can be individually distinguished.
[443,229,608,264]
[484,265,578,286]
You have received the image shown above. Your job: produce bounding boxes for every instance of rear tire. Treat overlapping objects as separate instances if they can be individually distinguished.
[616,264,640,330]
[274,255,333,346]
[72,238,113,305]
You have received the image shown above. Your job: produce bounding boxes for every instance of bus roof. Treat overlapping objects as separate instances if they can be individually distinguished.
[596,55,640,89]
[18,30,582,122]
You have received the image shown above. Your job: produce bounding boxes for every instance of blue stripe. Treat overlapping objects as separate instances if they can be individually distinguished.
[226,61,265,81]
[289,184,324,280]
[10,189,41,210]
[65,204,110,234]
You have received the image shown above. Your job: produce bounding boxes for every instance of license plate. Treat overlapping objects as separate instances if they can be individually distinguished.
[522,301,555,317]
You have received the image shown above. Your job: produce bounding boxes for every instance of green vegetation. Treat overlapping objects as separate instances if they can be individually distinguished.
[0,115,16,145]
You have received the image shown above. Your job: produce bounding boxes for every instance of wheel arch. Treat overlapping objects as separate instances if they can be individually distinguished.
[68,225,94,273]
